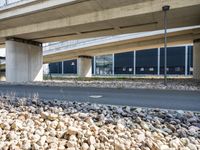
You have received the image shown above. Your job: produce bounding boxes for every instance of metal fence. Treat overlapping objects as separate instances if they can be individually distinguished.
[0,0,24,8]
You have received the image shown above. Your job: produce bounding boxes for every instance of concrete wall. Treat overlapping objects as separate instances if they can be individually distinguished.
[6,40,43,82]
[193,40,200,79]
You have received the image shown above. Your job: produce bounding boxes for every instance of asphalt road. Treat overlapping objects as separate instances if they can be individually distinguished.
[0,84,200,111]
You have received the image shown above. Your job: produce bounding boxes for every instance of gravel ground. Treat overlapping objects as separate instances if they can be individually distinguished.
[1,78,200,91]
[0,95,199,150]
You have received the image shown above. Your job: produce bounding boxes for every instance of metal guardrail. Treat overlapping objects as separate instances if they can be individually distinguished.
[0,0,24,8]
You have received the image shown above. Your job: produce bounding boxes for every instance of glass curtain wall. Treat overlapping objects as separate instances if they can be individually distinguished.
[48,45,193,76]
[160,46,185,74]
[63,60,77,74]
[95,55,113,75]
[136,49,158,74]
[49,62,62,74]
[114,52,134,74]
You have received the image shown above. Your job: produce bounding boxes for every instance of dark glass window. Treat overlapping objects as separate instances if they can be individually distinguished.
[92,57,94,75]
[63,59,77,74]
[95,55,113,75]
[49,62,62,74]
[136,49,158,74]
[160,46,185,74]
[114,51,134,74]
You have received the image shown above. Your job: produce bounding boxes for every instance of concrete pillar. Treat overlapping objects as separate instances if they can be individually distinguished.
[77,56,92,77]
[6,38,43,82]
[193,39,200,80]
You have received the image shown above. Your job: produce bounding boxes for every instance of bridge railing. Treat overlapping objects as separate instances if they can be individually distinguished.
[43,33,148,55]
[43,25,199,56]
[0,0,24,8]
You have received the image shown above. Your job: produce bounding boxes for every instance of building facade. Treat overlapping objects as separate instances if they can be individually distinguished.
[48,45,193,76]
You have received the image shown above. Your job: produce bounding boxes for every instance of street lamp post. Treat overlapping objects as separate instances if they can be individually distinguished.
[162,5,170,86]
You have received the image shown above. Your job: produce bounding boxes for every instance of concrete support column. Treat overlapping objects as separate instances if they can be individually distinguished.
[6,38,43,82]
[77,56,92,77]
[193,39,200,80]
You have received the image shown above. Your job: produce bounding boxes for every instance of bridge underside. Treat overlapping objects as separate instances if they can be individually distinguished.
[0,0,200,45]
[0,0,200,82]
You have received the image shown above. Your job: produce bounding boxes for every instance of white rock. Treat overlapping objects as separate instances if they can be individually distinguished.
[160,145,170,150]
[180,147,190,150]
[49,128,57,137]
[89,145,95,150]
[67,141,77,148]
[35,128,45,136]
[187,143,197,150]
[66,148,76,150]
[90,125,99,132]
[49,143,58,149]
[88,136,96,145]
[32,143,40,150]
[6,131,18,141]
[82,143,89,150]
[117,123,125,130]
[137,133,145,142]
[79,113,88,118]
[67,126,79,135]
[51,120,58,129]
[69,135,77,142]
[38,135,46,146]
[47,136,58,144]
[115,142,125,150]
[0,142,5,149]
[59,145,66,150]
[0,122,10,130]
[23,140,31,150]
[170,139,181,149]
[48,113,59,121]
[86,118,94,125]
[32,134,41,143]
[57,121,65,129]
[40,111,49,119]
[140,121,149,130]
[0,128,2,137]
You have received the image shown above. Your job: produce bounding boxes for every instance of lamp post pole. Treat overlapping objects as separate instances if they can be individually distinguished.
[162,5,170,86]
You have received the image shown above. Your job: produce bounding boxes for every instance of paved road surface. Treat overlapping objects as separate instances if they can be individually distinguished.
[0,84,200,111]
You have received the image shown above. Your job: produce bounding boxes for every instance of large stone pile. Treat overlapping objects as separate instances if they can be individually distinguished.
[0,96,199,150]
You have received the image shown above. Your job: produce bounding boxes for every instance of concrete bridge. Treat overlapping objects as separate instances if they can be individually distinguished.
[43,27,200,63]
[0,0,200,82]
